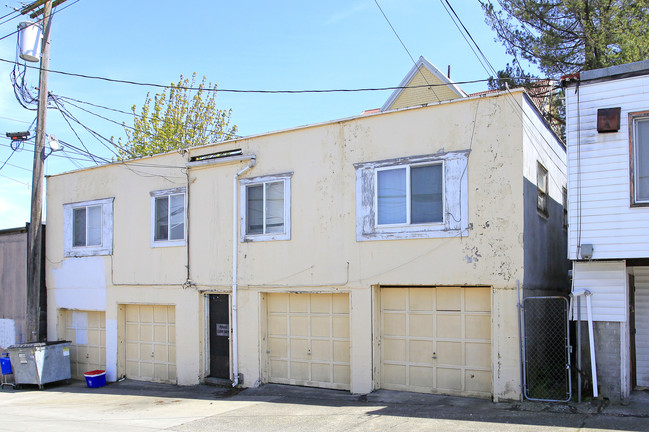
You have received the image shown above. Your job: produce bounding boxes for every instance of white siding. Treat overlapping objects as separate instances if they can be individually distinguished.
[566,74,649,260]
[573,261,627,322]
[633,267,649,386]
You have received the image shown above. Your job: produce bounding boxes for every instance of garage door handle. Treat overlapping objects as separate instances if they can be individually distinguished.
[432,352,437,359]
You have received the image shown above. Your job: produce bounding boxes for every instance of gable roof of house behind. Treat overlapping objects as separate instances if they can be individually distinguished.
[380,56,466,112]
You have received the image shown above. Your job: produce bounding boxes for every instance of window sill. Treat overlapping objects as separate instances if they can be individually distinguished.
[242,233,290,242]
[64,247,112,258]
[151,240,186,248]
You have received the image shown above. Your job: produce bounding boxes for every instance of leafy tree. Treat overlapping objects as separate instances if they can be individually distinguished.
[117,73,237,160]
[481,0,649,78]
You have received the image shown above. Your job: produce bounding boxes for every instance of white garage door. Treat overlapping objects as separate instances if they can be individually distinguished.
[59,310,106,379]
[266,293,350,390]
[634,268,649,386]
[124,304,176,383]
[380,287,492,397]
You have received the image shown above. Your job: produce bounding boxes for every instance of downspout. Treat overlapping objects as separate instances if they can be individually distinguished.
[571,288,598,398]
[232,156,256,387]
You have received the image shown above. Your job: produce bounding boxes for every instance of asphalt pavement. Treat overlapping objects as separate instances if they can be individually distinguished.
[1,379,648,431]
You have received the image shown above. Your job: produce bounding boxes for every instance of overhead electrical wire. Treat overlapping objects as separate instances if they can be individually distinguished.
[0,0,80,42]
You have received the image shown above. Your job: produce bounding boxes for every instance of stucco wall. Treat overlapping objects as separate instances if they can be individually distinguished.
[45,89,562,400]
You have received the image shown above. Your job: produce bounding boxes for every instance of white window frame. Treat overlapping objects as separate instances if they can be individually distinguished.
[630,111,649,206]
[374,162,445,228]
[355,151,469,241]
[150,187,187,248]
[537,162,549,216]
[63,197,114,257]
[240,173,292,242]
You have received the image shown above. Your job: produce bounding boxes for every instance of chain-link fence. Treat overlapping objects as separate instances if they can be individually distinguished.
[522,296,571,402]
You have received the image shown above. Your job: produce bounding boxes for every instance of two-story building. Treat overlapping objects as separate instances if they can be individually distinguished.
[564,60,649,402]
[46,60,567,401]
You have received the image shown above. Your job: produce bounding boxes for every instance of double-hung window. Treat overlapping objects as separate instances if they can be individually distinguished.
[355,151,469,241]
[240,173,292,242]
[376,163,443,226]
[630,112,649,206]
[151,188,186,247]
[63,198,113,257]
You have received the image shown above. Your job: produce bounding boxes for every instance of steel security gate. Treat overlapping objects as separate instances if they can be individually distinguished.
[522,296,571,402]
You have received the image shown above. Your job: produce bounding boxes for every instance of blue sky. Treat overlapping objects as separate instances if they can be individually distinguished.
[0,0,536,229]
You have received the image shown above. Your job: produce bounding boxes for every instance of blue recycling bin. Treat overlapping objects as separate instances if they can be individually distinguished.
[1,353,13,388]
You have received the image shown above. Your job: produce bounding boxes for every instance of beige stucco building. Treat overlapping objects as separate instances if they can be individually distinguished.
[45,62,567,401]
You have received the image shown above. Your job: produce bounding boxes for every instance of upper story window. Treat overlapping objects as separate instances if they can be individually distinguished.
[240,173,292,242]
[630,112,649,206]
[63,198,113,257]
[355,151,469,241]
[562,187,568,230]
[151,188,186,247]
[377,163,443,226]
[537,162,549,216]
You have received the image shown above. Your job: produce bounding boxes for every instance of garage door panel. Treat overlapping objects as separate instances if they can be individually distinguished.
[271,360,288,379]
[465,288,491,312]
[465,370,491,393]
[466,315,491,339]
[140,362,154,378]
[268,315,287,335]
[310,294,331,313]
[410,366,434,387]
[290,339,309,359]
[311,363,330,382]
[332,317,349,338]
[409,289,435,311]
[409,314,434,337]
[154,344,168,362]
[383,339,407,362]
[292,361,309,380]
[333,340,350,362]
[290,316,309,336]
[311,316,330,337]
[333,364,350,384]
[154,325,168,343]
[332,295,349,314]
[466,343,490,368]
[382,288,406,310]
[139,325,153,342]
[436,315,461,338]
[290,295,309,313]
[139,305,153,322]
[268,293,289,313]
[154,306,168,323]
[383,313,406,336]
[383,363,406,386]
[269,337,287,356]
[380,287,492,397]
[126,361,138,376]
[437,368,462,390]
[267,293,350,390]
[409,340,434,364]
[436,287,461,311]
[310,340,331,361]
[168,325,176,343]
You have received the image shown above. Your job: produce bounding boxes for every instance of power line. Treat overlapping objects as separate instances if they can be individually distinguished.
[0,0,80,42]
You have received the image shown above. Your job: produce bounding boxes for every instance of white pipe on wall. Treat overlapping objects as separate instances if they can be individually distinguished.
[571,288,598,398]
[232,157,256,387]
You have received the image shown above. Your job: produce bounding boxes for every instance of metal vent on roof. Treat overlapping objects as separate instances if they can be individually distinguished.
[190,148,243,162]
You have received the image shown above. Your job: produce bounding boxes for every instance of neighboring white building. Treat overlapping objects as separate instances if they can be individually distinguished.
[564,60,649,402]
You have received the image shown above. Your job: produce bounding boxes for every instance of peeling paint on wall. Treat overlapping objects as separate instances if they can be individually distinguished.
[106,319,117,382]
[52,256,107,310]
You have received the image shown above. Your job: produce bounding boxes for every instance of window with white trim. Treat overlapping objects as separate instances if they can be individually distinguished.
[537,162,549,216]
[63,198,113,257]
[151,188,186,247]
[376,163,444,226]
[630,112,649,206]
[240,173,292,242]
[355,151,469,241]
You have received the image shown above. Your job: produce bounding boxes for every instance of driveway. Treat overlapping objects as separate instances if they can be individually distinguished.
[1,380,648,431]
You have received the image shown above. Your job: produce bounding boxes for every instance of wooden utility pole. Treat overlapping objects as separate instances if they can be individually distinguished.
[24,0,54,342]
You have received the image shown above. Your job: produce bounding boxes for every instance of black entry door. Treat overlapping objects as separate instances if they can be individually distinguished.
[209,294,230,379]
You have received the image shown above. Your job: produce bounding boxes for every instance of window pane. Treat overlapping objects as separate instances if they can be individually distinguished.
[169,194,185,240]
[637,119,649,202]
[265,182,284,233]
[155,196,169,241]
[411,165,443,223]
[73,207,86,247]
[377,168,407,224]
[86,205,102,246]
[247,185,263,234]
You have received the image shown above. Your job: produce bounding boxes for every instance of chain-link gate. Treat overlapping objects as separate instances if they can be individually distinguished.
[521,296,571,402]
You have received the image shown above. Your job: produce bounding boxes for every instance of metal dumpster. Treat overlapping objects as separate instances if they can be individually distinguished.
[7,341,71,389]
